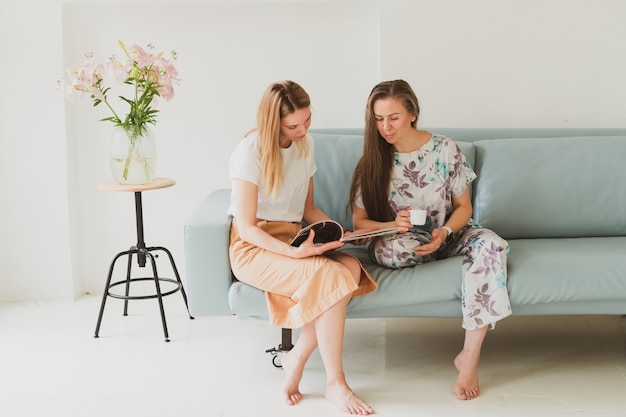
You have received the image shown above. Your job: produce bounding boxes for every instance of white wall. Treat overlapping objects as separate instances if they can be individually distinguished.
[1,0,625,302]
[381,0,626,128]
[0,0,74,301]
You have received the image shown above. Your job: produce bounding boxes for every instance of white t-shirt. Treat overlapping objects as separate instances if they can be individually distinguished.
[227,132,317,222]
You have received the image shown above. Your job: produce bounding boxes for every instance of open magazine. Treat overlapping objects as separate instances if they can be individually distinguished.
[290,220,399,247]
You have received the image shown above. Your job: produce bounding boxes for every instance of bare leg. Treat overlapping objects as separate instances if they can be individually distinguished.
[319,255,373,415]
[318,294,373,415]
[454,325,488,400]
[283,254,373,414]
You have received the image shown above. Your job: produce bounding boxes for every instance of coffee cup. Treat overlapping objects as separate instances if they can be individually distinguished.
[409,209,427,226]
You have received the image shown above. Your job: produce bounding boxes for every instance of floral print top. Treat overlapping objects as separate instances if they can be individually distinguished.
[382,134,477,231]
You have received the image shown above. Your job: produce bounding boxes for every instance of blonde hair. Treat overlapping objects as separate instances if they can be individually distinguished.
[256,80,310,196]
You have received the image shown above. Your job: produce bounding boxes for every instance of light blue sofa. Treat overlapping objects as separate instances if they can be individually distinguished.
[184,128,626,352]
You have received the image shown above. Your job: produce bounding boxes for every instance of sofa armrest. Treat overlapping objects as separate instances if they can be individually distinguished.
[183,188,234,316]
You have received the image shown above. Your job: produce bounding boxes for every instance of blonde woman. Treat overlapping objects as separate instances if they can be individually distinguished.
[228,80,377,415]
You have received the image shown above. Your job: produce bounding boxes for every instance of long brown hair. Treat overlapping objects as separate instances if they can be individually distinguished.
[255,80,310,196]
[348,80,420,221]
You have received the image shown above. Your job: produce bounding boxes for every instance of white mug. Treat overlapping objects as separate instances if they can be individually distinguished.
[409,209,427,226]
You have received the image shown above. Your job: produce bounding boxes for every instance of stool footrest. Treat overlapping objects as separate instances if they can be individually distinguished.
[107,277,182,300]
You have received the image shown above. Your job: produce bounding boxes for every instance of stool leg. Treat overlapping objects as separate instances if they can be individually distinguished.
[146,251,170,342]
[123,249,135,316]
[152,246,194,319]
[94,251,127,338]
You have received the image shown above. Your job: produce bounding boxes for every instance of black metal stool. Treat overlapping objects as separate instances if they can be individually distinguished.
[94,177,193,342]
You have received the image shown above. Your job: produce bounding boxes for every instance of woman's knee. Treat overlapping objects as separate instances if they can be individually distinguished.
[334,254,361,285]
[474,228,508,251]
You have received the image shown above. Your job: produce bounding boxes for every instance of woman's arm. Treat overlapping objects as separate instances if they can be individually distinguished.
[439,188,472,236]
[232,179,343,258]
[352,205,412,233]
[416,188,473,255]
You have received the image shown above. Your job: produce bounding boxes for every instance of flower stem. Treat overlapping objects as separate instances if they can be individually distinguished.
[122,128,139,180]
[123,141,134,180]
[103,99,122,124]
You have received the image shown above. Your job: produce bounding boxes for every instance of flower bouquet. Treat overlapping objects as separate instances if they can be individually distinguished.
[66,40,179,184]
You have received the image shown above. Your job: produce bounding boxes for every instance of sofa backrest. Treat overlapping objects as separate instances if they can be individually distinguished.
[472,136,626,239]
[309,128,626,239]
[311,133,363,228]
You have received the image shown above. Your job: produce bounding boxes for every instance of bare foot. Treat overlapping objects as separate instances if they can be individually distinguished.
[281,351,304,406]
[325,382,374,415]
[453,350,480,400]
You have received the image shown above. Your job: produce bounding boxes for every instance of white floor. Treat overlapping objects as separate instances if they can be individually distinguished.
[1,294,625,417]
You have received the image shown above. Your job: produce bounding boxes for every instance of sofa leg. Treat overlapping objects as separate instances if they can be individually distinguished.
[265,328,294,368]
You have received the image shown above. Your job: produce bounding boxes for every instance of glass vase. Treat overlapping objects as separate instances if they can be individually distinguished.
[110,126,157,185]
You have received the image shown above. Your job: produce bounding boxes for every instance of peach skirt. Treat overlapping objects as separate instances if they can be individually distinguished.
[229,220,377,329]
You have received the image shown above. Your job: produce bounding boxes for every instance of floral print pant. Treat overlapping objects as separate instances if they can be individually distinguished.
[369,226,512,330]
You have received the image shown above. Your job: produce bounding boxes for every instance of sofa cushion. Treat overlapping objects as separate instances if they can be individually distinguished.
[472,136,626,239]
[506,237,626,307]
[228,235,626,320]
[228,246,465,320]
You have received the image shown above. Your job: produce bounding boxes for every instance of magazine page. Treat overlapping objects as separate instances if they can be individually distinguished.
[290,220,343,246]
[290,221,401,246]
[340,227,400,242]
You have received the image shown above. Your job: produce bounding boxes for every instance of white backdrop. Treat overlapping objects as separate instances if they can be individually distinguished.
[0,0,624,302]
